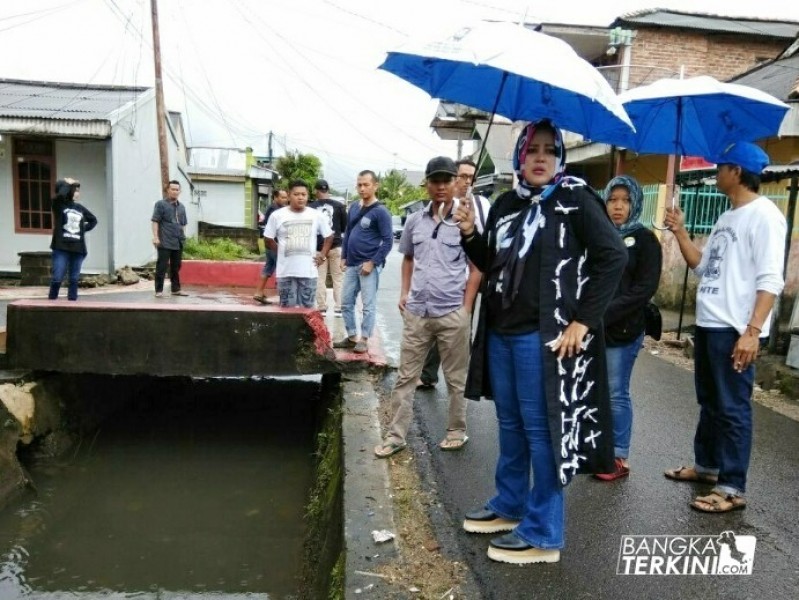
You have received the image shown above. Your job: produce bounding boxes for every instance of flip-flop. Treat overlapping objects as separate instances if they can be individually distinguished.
[374,441,407,458]
[690,492,747,513]
[439,434,469,451]
[664,466,718,484]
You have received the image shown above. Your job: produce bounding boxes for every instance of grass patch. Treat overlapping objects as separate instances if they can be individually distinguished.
[182,237,255,260]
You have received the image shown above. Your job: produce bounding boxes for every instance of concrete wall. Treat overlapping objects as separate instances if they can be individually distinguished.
[109,91,196,270]
[56,140,108,273]
[193,180,246,227]
[0,137,108,273]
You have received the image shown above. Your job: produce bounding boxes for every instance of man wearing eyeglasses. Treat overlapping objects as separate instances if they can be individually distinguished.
[418,158,491,389]
[374,156,482,458]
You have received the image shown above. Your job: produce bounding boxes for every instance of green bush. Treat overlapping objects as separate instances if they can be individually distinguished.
[182,237,252,260]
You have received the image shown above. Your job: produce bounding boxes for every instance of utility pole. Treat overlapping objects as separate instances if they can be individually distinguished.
[268,130,273,164]
[151,0,169,190]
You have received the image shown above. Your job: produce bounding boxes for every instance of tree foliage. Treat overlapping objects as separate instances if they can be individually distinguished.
[274,151,323,189]
[376,169,427,215]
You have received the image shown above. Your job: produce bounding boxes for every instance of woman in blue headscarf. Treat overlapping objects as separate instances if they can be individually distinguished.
[454,119,627,564]
[594,176,662,481]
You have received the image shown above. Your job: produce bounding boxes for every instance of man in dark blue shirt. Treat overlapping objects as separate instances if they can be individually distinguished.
[334,170,393,354]
[151,180,188,298]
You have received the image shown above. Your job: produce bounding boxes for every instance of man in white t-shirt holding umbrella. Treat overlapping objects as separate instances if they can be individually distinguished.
[663,142,786,514]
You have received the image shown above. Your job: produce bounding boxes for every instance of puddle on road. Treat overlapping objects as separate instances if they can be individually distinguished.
[0,377,322,599]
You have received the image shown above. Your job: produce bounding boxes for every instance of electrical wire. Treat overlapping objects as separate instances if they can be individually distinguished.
[234,0,447,158]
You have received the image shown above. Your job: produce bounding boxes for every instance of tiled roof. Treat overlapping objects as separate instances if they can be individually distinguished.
[0,78,149,120]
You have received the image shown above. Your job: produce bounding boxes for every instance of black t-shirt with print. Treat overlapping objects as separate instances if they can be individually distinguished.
[310,198,347,250]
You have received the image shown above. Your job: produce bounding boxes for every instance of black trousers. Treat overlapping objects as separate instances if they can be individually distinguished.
[155,247,183,293]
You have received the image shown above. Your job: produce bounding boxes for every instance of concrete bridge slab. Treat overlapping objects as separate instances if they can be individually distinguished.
[6,299,342,377]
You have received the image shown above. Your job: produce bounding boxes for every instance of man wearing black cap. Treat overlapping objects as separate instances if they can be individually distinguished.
[663,142,786,514]
[374,156,482,458]
[311,179,347,314]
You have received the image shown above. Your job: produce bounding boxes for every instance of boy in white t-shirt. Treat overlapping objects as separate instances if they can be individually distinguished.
[264,180,333,308]
[662,142,786,514]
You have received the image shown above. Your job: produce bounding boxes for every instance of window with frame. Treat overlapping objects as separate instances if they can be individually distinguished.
[13,138,55,233]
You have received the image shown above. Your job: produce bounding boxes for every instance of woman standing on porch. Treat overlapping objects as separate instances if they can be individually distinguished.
[48,178,97,301]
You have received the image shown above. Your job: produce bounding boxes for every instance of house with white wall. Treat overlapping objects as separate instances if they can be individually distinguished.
[0,78,192,276]
[187,147,278,230]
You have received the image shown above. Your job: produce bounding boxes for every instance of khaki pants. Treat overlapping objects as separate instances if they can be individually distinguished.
[386,307,471,445]
[316,246,343,311]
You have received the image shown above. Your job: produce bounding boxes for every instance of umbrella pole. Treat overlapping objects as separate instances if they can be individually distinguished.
[475,71,510,176]
[677,183,701,340]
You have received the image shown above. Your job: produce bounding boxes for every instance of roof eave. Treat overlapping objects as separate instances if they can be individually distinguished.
[0,117,111,138]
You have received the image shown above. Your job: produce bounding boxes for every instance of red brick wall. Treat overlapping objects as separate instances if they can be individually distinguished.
[630,29,786,82]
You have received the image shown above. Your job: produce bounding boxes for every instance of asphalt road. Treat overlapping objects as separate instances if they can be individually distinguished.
[376,247,799,600]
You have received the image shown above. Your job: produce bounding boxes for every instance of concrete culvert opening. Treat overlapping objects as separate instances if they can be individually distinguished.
[0,372,344,599]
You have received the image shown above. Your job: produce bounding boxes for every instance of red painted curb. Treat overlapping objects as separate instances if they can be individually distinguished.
[180,260,275,288]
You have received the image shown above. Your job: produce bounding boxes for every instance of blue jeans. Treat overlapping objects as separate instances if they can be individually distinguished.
[341,264,381,339]
[693,327,754,496]
[486,331,564,550]
[606,333,644,459]
[261,249,277,278]
[277,277,317,308]
[49,249,85,301]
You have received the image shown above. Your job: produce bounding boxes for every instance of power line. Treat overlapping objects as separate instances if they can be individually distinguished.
[100,0,264,141]
[0,0,87,33]
[321,0,410,37]
[234,0,447,159]
[176,0,238,147]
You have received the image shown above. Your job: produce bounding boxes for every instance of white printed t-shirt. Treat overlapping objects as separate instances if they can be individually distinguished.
[264,206,333,279]
[693,195,786,336]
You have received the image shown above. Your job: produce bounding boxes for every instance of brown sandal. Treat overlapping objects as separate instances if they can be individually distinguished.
[664,466,718,484]
[690,491,746,513]
[439,431,469,451]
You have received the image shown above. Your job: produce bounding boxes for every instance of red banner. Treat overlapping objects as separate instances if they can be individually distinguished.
[680,156,715,171]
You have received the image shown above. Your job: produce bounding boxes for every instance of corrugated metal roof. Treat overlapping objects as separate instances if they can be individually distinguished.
[0,78,149,121]
[613,10,799,39]
[186,165,246,179]
[731,54,799,100]
[248,165,277,180]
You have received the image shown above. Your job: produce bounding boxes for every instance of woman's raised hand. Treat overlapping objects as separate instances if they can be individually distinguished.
[455,195,476,236]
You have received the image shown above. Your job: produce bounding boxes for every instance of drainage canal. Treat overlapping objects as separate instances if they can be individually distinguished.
[0,373,344,599]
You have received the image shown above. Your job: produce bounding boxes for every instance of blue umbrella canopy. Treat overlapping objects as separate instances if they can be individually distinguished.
[617,76,789,157]
[379,21,634,145]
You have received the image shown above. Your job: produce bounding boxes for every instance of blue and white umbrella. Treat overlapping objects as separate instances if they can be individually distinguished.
[379,21,634,144]
[617,75,789,157]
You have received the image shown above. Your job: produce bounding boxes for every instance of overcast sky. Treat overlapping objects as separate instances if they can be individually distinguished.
[2,0,799,191]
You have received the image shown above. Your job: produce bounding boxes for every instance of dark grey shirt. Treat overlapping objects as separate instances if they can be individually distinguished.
[399,204,470,318]
[152,199,187,250]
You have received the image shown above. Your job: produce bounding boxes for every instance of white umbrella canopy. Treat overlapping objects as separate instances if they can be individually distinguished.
[379,21,634,144]
[617,75,790,157]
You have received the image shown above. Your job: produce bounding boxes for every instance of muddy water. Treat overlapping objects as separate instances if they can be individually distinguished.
[0,377,322,599]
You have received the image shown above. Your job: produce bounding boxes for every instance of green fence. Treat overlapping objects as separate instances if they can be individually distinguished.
[639,182,796,236]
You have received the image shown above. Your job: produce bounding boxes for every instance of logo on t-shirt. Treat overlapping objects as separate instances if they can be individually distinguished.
[63,208,82,240]
[318,204,335,230]
[284,220,314,257]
